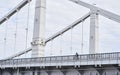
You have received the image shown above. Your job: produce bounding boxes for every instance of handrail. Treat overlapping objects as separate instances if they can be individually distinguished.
[0,52,120,66]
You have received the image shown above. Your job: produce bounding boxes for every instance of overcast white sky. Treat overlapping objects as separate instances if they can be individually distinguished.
[0,0,120,59]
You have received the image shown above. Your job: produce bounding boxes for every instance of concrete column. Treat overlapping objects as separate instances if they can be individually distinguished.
[89,9,99,54]
[31,0,46,57]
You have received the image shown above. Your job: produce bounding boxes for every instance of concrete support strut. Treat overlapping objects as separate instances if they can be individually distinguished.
[89,10,99,54]
[31,0,46,57]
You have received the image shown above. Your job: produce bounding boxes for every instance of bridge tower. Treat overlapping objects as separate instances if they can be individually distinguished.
[89,9,99,54]
[31,0,46,57]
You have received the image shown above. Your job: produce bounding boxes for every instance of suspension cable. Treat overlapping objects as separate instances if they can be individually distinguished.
[60,34,63,56]
[25,2,30,57]
[4,19,8,58]
[70,27,73,54]
[13,11,19,55]
[81,21,84,54]
[50,40,53,56]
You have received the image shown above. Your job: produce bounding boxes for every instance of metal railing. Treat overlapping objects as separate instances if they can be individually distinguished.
[0,52,120,67]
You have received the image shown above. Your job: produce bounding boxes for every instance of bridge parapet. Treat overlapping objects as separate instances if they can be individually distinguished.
[0,52,120,68]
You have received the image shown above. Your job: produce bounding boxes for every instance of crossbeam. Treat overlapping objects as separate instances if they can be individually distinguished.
[0,0,32,25]
[4,12,90,60]
[70,0,120,23]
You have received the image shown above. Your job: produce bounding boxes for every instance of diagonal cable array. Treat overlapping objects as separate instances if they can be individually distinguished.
[4,12,90,60]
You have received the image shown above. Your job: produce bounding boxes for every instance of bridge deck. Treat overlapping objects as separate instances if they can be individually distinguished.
[0,52,120,68]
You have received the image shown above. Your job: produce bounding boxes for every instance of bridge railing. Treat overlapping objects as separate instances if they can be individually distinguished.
[0,52,120,67]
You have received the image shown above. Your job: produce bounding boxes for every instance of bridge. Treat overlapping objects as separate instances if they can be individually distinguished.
[0,0,120,75]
